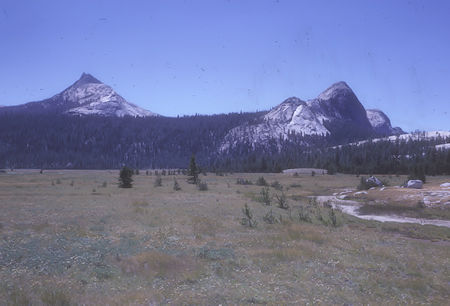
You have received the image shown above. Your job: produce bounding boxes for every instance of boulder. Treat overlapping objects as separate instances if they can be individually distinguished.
[366,176,383,187]
[440,182,450,188]
[354,191,368,195]
[407,180,423,189]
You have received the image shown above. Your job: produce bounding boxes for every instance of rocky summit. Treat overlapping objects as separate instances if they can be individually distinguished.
[366,109,403,136]
[0,73,157,117]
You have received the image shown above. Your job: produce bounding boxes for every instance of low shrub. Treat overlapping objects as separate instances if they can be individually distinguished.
[380,179,390,186]
[298,205,312,223]
[275,192,289,209]
[154,175,163,187]
[173,178,181,191]
[297,198,342,227]
[241,203,257,227]
[270,180,283,190]
[197,180,208,191]
[263,209,278,224]
[236,178,253,185]
[259,187,271,205]
[256,176,268,186]
[417,200,426,209]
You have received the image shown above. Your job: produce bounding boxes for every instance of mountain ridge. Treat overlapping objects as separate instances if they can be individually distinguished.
[221,81,403,150]
[1,76,404,145]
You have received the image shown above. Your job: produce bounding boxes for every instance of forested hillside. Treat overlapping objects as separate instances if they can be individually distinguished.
[0,112,263,169]
[0,113,448,175]
[219,136,450,175]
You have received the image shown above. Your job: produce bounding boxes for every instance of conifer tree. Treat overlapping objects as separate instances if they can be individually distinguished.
[187,154,200,184]
[119,166,133,188]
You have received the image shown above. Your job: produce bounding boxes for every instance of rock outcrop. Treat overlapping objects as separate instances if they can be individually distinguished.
[366,109,403,136]
[222,81,397,150]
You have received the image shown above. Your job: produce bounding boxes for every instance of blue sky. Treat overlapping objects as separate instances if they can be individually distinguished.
[0,0,449,131]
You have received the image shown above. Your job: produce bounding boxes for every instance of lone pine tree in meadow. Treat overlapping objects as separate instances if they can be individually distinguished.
[118,166,133,188]
[187,154,200,184]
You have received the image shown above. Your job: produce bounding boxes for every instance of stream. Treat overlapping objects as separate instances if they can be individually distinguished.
[315,195,450,228]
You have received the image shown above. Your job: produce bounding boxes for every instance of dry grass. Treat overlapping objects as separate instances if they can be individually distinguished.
[285,223,329,244]
[40,288,72,306]
[0,170,449,304]
[191,215,219,239]
[118,250,202,281]
[131,199,149,214]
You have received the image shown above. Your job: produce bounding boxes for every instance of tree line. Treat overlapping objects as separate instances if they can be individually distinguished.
[0,113,448,175]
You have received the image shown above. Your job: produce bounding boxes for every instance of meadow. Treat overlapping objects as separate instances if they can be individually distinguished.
[0,170,449,305]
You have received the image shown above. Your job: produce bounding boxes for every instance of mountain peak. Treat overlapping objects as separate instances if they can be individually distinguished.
[280,96,305,106]
[0,73,157,117]
[55,73,157,117]
[318,81,353,100]
[265,96,305,123]
[72,73,102,87]
[329,81,351,90]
